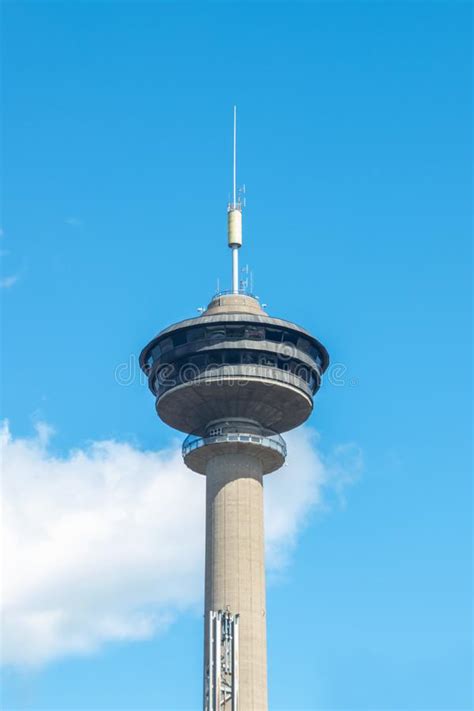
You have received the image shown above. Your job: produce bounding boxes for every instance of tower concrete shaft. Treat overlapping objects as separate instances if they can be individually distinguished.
[205,452,267,710]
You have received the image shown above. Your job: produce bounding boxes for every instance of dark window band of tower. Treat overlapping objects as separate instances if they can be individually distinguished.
[140,321,328,397]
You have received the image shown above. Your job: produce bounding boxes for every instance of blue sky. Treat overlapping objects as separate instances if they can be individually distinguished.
[1,2,472,710]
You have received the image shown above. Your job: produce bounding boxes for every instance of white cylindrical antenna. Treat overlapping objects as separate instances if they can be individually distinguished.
[228,105,242,294]
[232,245,239,293]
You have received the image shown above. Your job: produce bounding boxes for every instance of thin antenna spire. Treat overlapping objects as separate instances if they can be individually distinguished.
[233,106,237,208]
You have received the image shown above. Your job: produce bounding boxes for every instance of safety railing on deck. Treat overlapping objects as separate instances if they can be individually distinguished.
[182,430,286,459]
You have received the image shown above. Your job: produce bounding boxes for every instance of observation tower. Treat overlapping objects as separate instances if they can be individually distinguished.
[139,108,329,710]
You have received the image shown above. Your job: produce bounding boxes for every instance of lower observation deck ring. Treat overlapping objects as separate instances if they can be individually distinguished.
[182,430,287,475]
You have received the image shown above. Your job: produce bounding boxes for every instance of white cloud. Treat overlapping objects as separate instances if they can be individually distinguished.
[0,421,360,668]
[0,274,19,289]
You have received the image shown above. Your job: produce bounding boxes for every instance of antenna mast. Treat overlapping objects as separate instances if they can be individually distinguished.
[233,105,237,208]
[227,106,242,294]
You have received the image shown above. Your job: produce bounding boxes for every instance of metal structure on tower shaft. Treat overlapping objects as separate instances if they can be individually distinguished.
[139,108,329,710]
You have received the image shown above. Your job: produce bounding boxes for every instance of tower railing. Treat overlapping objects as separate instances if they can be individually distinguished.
[183,430,287,460]
[213,288,258,299]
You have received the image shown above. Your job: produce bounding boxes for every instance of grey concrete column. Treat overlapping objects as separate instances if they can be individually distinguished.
[204,451,268,710]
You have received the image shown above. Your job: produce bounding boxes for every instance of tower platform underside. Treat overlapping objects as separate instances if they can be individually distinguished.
[158,374,313,436]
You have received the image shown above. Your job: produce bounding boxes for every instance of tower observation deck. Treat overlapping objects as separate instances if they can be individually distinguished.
[139,110,329,710]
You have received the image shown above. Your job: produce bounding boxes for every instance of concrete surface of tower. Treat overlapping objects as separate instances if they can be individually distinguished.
[139,108,329,710]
